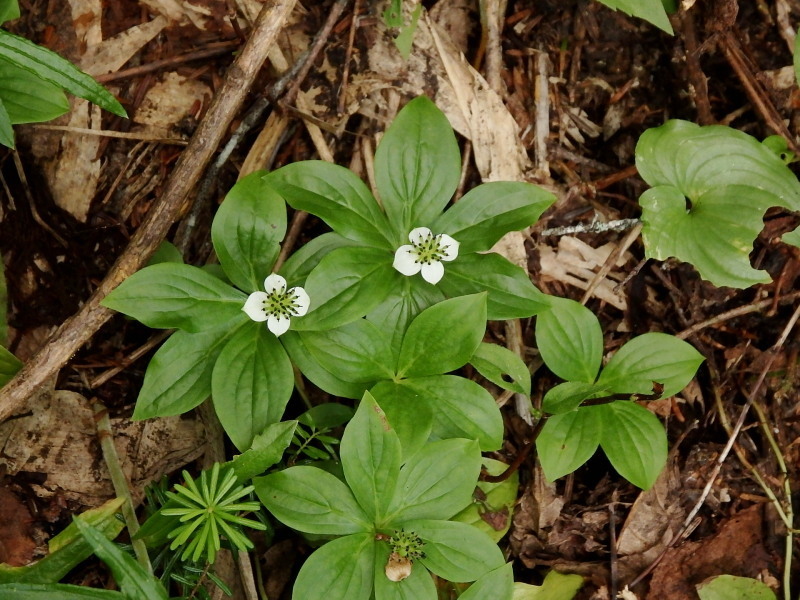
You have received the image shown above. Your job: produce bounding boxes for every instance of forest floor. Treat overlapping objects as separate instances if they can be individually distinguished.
[1,0,800,599]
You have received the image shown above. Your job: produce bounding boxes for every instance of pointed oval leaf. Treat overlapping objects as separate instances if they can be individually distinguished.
[266,161,391,247]
[374,96,461,236]
[397,294,487,378]
[512,570,585,599]
[458,564,514,600]
[211,172,285,292]
[596,332,704,397]
[697,575,777,600]
[255,466,371,535]
[470,342,531,396]
[228,421,297,482]
[598,401,667,490]
[279,232,358,287]
[536,407,603,482]
[292,534,375,600]
[404,520,504,583]
[0,59,68,124]
[433,182,555,253]
[368,381,434,461]
[101,263,246,332]
[535,297,602,383]
[212,323,294,451]
[596,0,672,34]
[542,381,608,415]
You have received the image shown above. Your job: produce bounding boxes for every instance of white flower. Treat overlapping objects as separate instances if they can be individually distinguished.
[393,227,459,285]
[242,274,309,336]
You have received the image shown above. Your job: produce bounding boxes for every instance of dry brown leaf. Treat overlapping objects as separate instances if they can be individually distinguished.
[133,72,212,136]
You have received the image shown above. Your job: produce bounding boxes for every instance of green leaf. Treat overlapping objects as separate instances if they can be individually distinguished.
[341,392,402,522]
[73,518,167,600]
[434,182,555,253]
[596,332,704,397]
[145,241,183,266]
[512,570,584,599]
[134,319,246,419]
[594,0,672,34]
[299,320,395,384]
[374,96,461,237]
[536,407,603,482]
[0,584,125,599]
[0,345,21,388]
[297,246,397,331]
[470,342,531,395]
[298,403,354,429]
[101,263,246,333]
[373,541,437,600]
[0,1,20,24]
[0,95,13,147]
[229,421,297,482]
[696,575,777,600]
[292,534,375,600]
[368,381,434,461]
[542,382,607,415]
[396,294,486,378]
[399,376,503,451]
[212,323,294,451]
[440,253,550,320]
[451,458,519,542]
[265,161,391,248]
[635,120,800,288]
[406,520,504,583]
[536,297,602,383]
[392,3,422,60]
[387,439,481,524]
[282,331,369,399]
[0,58,69,125]
[211,171,285,292]
[280,232,357,288]
[255,466,371,535]
[0,30,126,117]
[459,564,514,600]
[598,401,667,489]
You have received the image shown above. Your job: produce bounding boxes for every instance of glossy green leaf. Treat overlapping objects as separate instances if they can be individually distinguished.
[396,294,486,378]
[452,458,519,542]
[299,320,395,383]
[596,332,704,397]
[292,534,375,600]
[279,232,357,288]
[536,407,603,482]
[400,376,503,451]
[133,319,246,419]
[460,564,514,600]
[434,182,555,253]
[0,30,126,117]
[440,253,550,320]
[0,58,68,128]
[636,120,800,288]
[298,403,354,430]
[387,439,481,524]
[211,171,285,292]
[407,520,504,583]
[0,96,13,147]
[255,466,371,535]
[341,392,402,521]
[470,342,531,395]
[212,323,294,450]
[598,401,667,489]
[74,518,167,600]
[595,0,672,34]
[373,541,437,600]
[536,296,602,383]
[374,96,461,237]
[145,241,183,266]
[265,161,391,247]
[297,246,397,331]
[0,345,21,388]
[0,584,125,599]
[101,263,246,333]
[0,1,20,24]
[282,331,368,399]
[229,420,297,482]
[542,381,607,415]
[368,381,434,461]
[391,3,422,60]
[512,570,584,599]
[697,575,777,600]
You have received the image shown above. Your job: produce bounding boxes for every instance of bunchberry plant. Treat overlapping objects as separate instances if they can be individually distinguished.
[534,297,704,489]
[254,393,506,600]
[102,173,296,450]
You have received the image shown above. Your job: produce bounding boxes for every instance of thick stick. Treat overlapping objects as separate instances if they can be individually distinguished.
[0,0,297,423]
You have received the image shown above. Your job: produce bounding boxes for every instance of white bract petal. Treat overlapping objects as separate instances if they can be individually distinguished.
[408,226,433,245]
[292,287,310,316]
[438,234,459,261]
[242,292,270,322]
[263,273,287,293]
[393,246,422,276]
[420,261,445,284]
[267,314,291,336]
